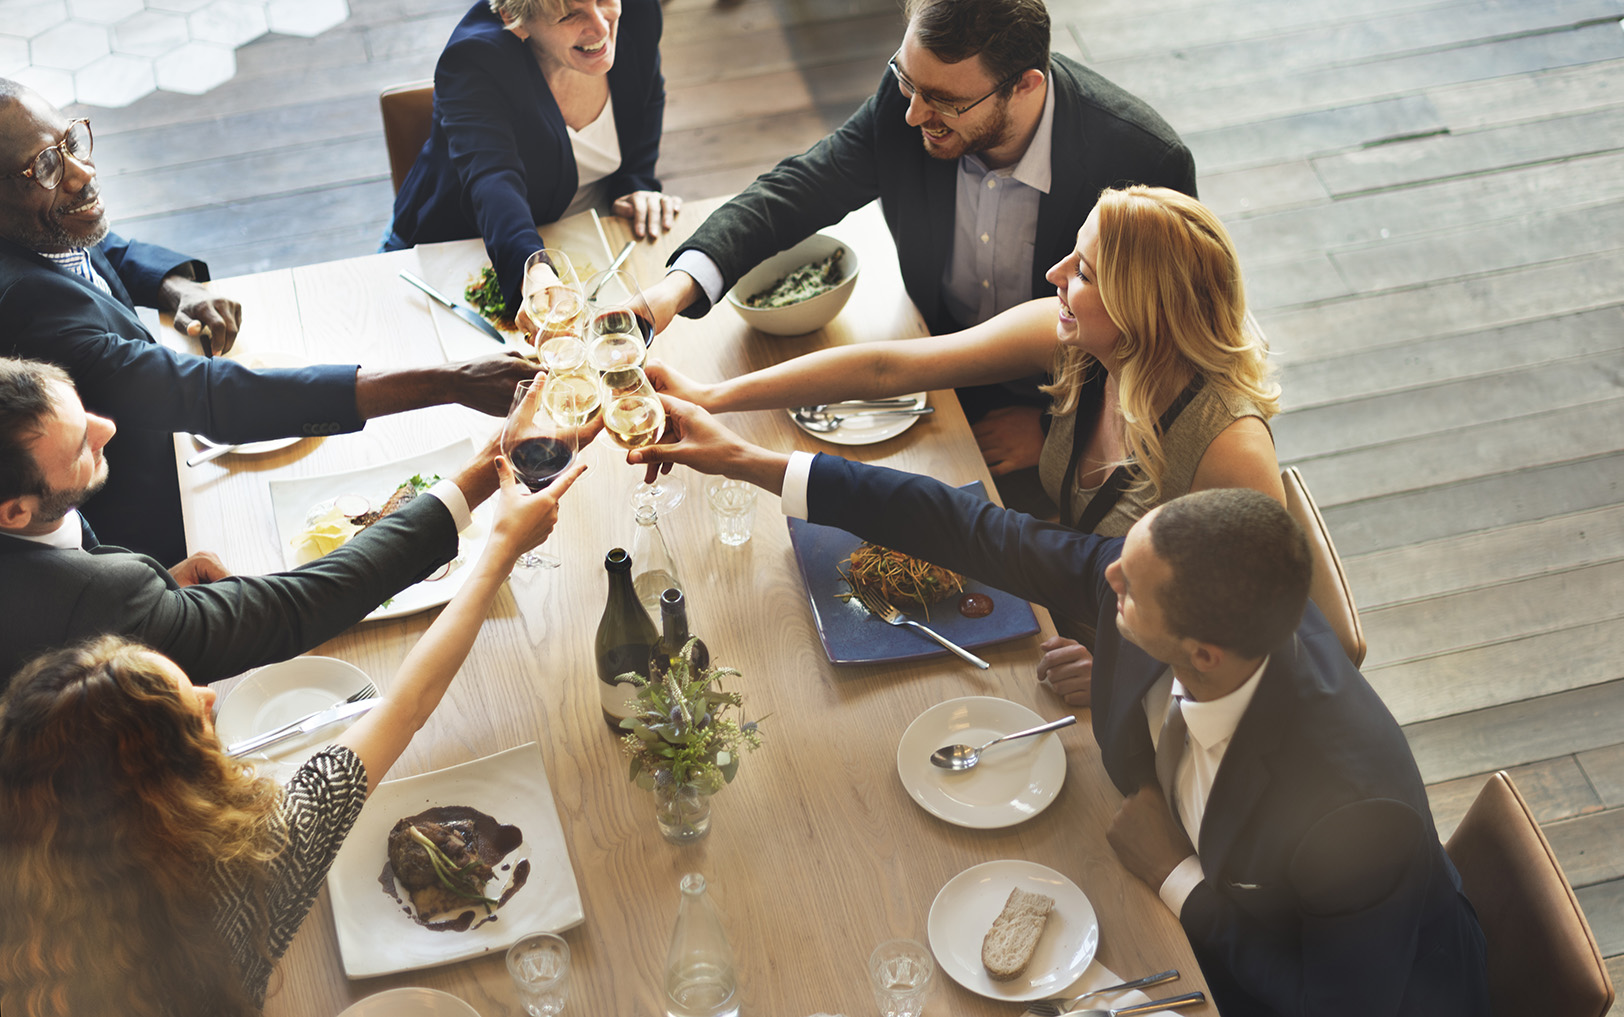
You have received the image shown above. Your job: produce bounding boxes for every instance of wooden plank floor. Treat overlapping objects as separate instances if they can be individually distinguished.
[66,0,1624,1001]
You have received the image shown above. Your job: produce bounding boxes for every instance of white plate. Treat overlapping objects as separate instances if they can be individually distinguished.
[337,987,482,1017]
[214,656,371,782]
[191,351,308,456]
[896,697,1067,829]
[787,392,927,446]
[327,742,585,979]
[927,859,1099,1001]
[267,440,489,622]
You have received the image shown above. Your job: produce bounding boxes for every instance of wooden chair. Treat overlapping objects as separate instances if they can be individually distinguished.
[1445,772,1615,1017]
[379,81,434,195]
[1281,466,1366,667]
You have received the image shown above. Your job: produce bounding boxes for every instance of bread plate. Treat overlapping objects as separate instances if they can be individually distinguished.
[896,697,1066,828]
[927,859,1098,1001]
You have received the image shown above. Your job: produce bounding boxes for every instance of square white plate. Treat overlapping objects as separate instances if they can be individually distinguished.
[326,743,585,978]
[267,440,489,622]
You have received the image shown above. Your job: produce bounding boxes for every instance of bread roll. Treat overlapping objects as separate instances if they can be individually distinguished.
[982,886,1054,981]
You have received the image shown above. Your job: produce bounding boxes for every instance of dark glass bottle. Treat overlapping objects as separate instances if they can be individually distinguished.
[595,548,658,731]
[650,588,710,681]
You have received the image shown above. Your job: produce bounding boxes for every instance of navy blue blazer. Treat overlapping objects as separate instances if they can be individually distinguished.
[671,54,1196,334]
[0,234,362,565]
[390,0,667,312]
[803,453,1490,1017]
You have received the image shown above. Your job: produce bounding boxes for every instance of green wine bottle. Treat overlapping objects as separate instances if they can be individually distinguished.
[650,587,709,681]
[595,548,658,731]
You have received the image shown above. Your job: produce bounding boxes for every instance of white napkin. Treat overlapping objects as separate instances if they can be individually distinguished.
[1051,959,1184,1015]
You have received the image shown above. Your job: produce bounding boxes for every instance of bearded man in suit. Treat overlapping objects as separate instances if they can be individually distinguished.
[630,395,1493,1017]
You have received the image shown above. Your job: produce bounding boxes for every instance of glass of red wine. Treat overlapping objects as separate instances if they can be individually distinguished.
[501,377,579,569]
[583,268,684,513]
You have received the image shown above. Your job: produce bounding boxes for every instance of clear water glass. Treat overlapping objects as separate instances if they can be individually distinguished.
[705,479,757,546]
[869,939,933,1017]
[508,932,570,1016]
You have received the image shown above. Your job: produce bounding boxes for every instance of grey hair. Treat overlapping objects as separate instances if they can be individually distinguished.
[489,0,572,29]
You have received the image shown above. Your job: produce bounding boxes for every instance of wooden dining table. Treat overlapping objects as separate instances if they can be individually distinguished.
[175,197,1210,1017]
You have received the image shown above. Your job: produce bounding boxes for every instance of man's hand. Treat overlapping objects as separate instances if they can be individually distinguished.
[612,190,682,240]
[644,271,703,333]
[626,394,789,494]
[443,352,544,416]
[168,550,232,587]
[159,273,243,355]
[971,405,1045,475]
[1108,785,1196,890]
[1037,635,1093,706]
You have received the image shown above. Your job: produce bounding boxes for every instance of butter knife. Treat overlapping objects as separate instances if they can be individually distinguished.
[399,270,507,345]
[225,699,379,758]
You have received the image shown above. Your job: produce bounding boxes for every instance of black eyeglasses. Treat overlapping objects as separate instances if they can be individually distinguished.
[4,119,93,190]
[887,50,1022,119]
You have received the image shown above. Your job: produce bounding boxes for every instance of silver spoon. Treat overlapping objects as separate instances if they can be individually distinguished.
[1059,991,1205,1017]
[930,715,1075,771]
[186,441,240,467]
[792,406,934,432]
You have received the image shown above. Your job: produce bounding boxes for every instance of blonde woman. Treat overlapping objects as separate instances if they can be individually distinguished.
[0,456,585,1017]
[648,186,1282,701]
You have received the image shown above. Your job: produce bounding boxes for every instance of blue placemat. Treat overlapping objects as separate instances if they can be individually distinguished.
[786,481,1041,664]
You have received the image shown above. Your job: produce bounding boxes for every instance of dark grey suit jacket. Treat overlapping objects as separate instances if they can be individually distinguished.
[803,453,1489,1017]
[0,495,458,688]
[670,54,1196,334]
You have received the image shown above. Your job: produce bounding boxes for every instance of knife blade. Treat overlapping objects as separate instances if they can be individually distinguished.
[225,698,380,758]
[399,270,508,345]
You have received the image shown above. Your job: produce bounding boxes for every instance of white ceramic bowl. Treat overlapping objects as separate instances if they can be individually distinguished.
[725,233,860,336]
[336,987,482,1017]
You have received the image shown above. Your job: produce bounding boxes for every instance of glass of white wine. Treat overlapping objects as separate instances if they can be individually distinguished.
[583,269,654,373]
[540,337,602,427]
[523,250,585,346]
[600,366,664,453]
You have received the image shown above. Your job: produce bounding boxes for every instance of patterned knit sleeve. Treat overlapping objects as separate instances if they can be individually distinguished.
[263,745,370,963]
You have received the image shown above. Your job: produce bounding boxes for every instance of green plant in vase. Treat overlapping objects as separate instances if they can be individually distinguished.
[619,638,763,843]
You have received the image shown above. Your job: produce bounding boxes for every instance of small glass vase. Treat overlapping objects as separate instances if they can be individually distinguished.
[655,783,714,844]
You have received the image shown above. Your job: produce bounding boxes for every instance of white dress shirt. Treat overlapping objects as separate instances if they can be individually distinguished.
[1145,659,1269,915]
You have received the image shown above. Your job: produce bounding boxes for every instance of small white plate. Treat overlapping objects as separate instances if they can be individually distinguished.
[267,439,490,622]
[191,351,308,456]
[896,697,1067,829]
[326,742,585,979]
[927,859,1099,1001]
[787,392,927,446]
[215,656,371,783]
[337,987,482,1016]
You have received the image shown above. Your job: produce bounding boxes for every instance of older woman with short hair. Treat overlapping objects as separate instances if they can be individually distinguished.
[388,0,678,312]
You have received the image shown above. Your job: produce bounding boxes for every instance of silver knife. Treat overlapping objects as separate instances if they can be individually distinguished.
[225,699,379,758]
[399,270,508,345]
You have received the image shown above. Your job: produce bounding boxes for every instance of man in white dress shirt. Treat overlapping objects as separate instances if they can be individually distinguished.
[629,395,1491,1017]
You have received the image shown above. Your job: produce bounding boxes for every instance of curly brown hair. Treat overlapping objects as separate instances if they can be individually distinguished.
[0,636,282,1017]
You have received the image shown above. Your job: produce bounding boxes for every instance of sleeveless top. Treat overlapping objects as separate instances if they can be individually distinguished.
[1037,382,1270,536]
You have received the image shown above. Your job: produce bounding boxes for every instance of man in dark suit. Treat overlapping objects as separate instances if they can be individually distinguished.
[0,357,519,688]
[643,0,1195,497]
[630,397,1492,1017]
[0,79,539,565]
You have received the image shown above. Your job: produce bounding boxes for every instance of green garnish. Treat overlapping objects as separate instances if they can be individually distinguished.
[464,265,510,322]
[406,473,442,493]
[745,249,846,308]
[407,826,499,909]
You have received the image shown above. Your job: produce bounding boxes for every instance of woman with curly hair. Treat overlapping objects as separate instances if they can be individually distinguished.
[646,185,1282,695]
[0,454,585,1017]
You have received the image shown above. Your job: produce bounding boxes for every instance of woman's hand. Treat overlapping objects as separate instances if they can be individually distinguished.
[1037,635,1093,706]
[643,359,713,406]
[613,190,682,239]
[488,454,588,562]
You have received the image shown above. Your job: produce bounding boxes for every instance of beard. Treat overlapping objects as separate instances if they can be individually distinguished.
[18,187,111,252]
[33,459,108,527]
[918,94,1014,161]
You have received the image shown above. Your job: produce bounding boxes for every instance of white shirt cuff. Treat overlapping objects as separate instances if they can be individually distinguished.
[670,250,725,307]
[1158,855,1204,917]
[425,478,473,533]
[780,450,817,520]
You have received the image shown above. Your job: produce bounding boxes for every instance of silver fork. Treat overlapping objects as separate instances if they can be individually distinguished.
[855,591,989,669]
[1024,970,1180,1017]
[344,683,378,703]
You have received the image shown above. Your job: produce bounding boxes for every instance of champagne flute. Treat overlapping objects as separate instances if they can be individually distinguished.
[502,378,580,569]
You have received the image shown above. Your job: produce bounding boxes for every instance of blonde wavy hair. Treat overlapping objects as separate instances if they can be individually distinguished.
[1041,185,1279,503]
[0,637,282,1017]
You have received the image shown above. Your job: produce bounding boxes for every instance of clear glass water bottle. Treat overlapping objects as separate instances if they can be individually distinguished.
[630,503,681,615]
[664,873,739,1017]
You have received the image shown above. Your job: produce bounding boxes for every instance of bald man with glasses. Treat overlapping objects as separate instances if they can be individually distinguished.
[642,0,1194,511]
[0,80,539,566]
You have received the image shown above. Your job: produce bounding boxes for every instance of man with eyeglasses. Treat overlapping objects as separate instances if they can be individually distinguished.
[0,80,539,565]
[642,0,1194,510]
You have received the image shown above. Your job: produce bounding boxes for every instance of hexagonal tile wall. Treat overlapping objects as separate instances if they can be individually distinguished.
[0,0,349,108]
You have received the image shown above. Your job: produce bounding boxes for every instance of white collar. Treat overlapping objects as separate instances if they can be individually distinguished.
[1174,655,1268,755]
[5,509,85,550]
